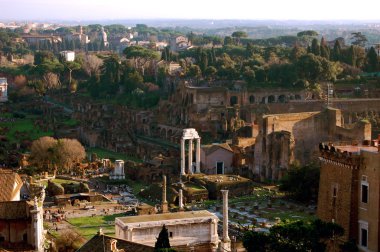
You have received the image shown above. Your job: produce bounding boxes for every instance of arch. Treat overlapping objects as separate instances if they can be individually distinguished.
[261,97,266,104]
[295,94,301,100]
[230,96,238,106]
[23,233,27,242]
[289,95,294,100]
[268,95,275,103]
[249,95,255,104]
[278,95,286,103]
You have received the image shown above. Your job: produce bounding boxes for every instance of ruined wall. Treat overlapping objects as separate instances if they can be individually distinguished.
[254,108,372,180]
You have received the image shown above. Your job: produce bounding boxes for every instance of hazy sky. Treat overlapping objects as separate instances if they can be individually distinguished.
[2,0,380,21]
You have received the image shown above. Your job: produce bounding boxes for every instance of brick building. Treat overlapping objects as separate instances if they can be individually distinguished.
[317,141,380,251]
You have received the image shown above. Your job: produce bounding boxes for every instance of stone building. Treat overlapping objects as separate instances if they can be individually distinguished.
[317,141,380,252]
[115,210,219,251]
[110,160,125,180]
[77,232,154,252]
[169,35,192,52]
[0,198,44,251]
[0,78,7,102]
[254,108,371,180]
[200,143,234,174]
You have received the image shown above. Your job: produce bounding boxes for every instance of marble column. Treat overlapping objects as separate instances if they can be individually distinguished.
[221,190,230,243]
[181,138,186,176]
[162,175,168,213]
[188,140,193,174]
[196,138,201,173]
[179,189,184,211]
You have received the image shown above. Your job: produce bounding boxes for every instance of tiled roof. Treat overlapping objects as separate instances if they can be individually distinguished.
[0,169,23,202]
[202,143,234,155]
[0,201,31,220]
[77,234,154,252]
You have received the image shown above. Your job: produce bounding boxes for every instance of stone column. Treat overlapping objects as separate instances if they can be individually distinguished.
[221,190,230,243]
[181,138,186,176]
[31,197,43,252]
[162,175,168,213]
[179,189,184,211]
[188,140,193,174]
[127,227,133,241]
[196,138,201,173]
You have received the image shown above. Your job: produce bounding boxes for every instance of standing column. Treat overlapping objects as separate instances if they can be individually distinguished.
[179,189,184,211]
[162,175,168,213]
[181,138,186,176]
[196,138,201,173]
[221,190,230,243]
[188,139,193,174]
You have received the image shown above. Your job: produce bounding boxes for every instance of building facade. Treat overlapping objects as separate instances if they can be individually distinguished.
[317,141,380,251]
[115,210,219,251]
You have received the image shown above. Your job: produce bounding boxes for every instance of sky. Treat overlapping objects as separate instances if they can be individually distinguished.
[1,0,380,21]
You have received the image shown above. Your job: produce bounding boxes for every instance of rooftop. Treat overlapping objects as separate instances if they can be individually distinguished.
[0,169,23,202]
[117,210,217,224]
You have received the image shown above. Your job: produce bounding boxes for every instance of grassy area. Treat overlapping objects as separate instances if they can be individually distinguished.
[94,176,147,195]
[87,147,142,163]
[0,116,52,143]
[68,213,124,240]
[63,118,79,127]
[40,178,80,187]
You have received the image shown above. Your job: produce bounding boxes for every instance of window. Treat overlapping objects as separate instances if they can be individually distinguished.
[359,221,368,248]
[169,232,173,238]
[361,181,369,204]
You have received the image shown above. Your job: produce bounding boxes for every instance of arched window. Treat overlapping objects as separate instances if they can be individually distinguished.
[249,95,255,104]
[268,95,275,103]
[230,96,238,106]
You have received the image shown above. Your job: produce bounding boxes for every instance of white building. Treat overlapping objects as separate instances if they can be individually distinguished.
[110,160,125,180]
[0,78,7,102]
[60,51,75,62]
[115,210,219,251]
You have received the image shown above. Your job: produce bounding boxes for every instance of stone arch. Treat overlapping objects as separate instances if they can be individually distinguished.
[295,94,301,100]
[289,95,294,100]
[278,95,286,103]
[167,129,173,140]
[249,95,255,104]
[230,96,238,106]
[268,95,275,103]
[261,97,266,104]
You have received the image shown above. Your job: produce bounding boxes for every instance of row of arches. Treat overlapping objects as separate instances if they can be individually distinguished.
[230,94,303,106]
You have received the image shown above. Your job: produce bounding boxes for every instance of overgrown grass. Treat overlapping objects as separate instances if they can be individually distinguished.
[0,115,52,143]
[68,213,125,240]
[40,178,80,187]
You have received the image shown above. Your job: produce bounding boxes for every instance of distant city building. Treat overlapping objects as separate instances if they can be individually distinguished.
[0,78,8,103]
[60,50,75,62]
[318,140,380,252]
[66,26,90,45]
[169,35,192,52]
[21,34,62,45]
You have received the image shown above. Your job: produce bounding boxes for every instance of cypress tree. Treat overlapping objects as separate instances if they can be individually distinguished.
[332,40,342,61]
[311,38,320,56]
[155,225,171,251]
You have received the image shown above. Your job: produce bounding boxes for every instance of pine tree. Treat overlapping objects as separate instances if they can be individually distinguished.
[155,225,171,251]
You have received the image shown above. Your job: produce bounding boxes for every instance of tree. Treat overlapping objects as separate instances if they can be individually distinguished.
[123,46,160,75]
[297,30,319,37]
[320,37,330,59]
[187,64,202,82]
[155,225,171,251]
[64,61,81,87]
[351,32,367,47]
[279,163,320,202]
[243,219,344,252]
[55,230,83,252]
[232,31,248,45]
[54,138,86,173]
[82,54,103,79]
[204,66,217,81]
[365,46,379,72]
[332,40,342,61]
[311,38,320,56]
[29,136,57,172]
